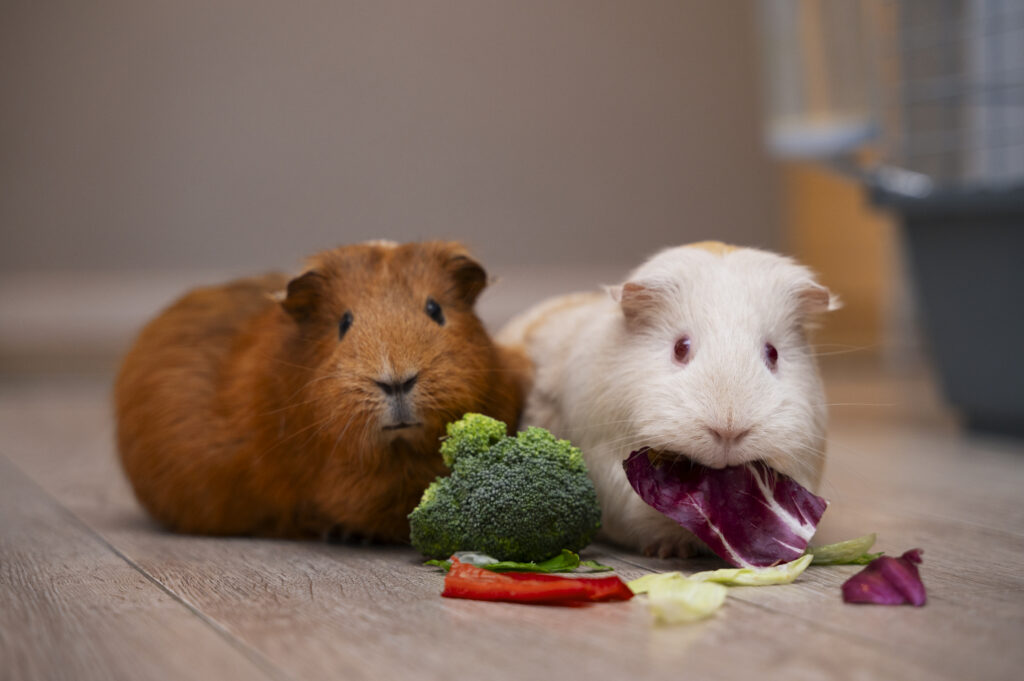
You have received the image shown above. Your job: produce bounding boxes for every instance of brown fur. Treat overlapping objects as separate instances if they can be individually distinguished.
[115,242,528,541]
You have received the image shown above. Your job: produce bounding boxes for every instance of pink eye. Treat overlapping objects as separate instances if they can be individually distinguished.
[764,342,779,371]
[674,336,692,364]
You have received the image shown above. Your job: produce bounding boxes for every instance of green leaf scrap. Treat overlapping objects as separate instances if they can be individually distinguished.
[424,549,613,574]
[687,554,812,586]
[806,533,883,565]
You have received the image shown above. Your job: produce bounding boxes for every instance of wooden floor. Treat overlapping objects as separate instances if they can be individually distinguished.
[1,367,1022,681]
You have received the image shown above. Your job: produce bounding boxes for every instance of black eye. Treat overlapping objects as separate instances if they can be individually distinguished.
[338,311,353,339]
[764,342,779,371]
[673,336,692,365]
[425,298,445,326]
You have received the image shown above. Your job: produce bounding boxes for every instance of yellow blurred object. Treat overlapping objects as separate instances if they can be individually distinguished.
[782,161,898,354]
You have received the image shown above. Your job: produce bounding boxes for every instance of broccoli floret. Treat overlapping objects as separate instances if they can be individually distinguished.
[409,414,602,562]
[438,412,506,467]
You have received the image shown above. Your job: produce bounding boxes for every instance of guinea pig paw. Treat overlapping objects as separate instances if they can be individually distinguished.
[642,535,700,560]
[323,525,372,546]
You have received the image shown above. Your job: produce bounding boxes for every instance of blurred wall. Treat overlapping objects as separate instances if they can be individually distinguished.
[1,0,779,274]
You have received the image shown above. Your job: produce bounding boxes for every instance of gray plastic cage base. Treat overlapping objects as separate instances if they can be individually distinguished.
[873,184,1024,438]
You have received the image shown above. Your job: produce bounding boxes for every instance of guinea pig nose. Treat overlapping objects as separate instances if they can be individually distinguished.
[707,426,751,445]
[375,373,419,396]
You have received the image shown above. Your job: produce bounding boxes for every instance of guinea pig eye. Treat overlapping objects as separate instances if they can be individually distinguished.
[764,342,779,371]
[673,336,692,365]
[338,311,353,339]
[425,297,445,326]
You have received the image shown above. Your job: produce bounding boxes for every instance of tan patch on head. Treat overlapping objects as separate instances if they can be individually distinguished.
[361,239,399,249]
[686,241,739,256]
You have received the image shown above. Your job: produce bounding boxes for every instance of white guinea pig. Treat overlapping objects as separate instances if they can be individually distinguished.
[498,242,839,558]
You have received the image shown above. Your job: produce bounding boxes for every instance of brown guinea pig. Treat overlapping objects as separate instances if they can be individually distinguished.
[115,240,528,541]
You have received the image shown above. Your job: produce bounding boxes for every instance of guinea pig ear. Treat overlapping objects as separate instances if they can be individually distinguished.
[796,280,842,317]
[608,279,670,325]
[281,270,325,322]
[445,253,488,305]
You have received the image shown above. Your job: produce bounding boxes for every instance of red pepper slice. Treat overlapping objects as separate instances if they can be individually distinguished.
[441,559,633,604]
[502,572,635,601]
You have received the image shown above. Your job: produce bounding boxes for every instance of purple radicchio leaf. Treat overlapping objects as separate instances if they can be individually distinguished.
[623,448,829,568]
[841,549,927,606]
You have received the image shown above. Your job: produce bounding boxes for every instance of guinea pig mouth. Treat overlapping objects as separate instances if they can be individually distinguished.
[646,447,763,471]
[382,422,422,431]
[645,449,713,470]
[647,449,694,465]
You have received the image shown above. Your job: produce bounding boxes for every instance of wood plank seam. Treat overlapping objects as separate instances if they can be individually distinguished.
[93,535,295,681]
[2,454,294,681]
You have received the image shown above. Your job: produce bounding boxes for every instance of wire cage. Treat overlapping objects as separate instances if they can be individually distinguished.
[892,0,1024,185]
[759,0,1024,435]
[760,0,1024,186]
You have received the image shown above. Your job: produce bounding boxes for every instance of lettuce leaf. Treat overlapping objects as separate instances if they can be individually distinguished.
[688,554,812,585]
[623,448,829,568]
[628,573,727,623]
[806,533,882,565]
[627,571,681,595]
[627,555,811,625]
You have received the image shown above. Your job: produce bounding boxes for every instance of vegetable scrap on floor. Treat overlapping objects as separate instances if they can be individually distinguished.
[842,549,927,606]
[440,558,633,605]
[426,549,613,573]
[807,533,883,565]
[628,572,728,624]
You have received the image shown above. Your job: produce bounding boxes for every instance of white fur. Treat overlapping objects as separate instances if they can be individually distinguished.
[498,244,834,558]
